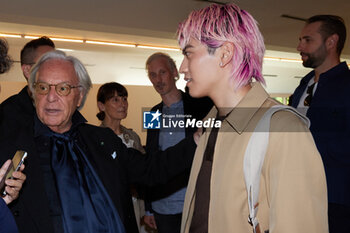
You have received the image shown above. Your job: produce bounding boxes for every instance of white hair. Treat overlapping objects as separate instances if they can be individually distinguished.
[29,50,92,109]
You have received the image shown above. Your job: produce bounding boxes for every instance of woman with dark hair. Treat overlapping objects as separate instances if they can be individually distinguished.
[97,82,147,232]
[97,82,145,153]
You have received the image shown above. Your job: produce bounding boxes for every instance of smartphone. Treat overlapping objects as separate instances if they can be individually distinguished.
[0,150,27,196]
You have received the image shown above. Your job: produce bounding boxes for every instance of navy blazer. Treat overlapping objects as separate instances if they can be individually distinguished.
[290,62,350,206]
[0,198,18,233]
[0,112,196,233]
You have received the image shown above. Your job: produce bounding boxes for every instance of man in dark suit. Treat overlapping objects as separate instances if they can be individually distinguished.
[0,50,196,233]
[0,37,26,233]
[290,15,350,233]
[0,37,55,139]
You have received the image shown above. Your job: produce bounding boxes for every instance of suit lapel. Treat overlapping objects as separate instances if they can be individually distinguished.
[8,123,54,232]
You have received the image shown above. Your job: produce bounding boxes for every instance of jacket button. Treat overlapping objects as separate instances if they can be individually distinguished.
[14,211,19,216]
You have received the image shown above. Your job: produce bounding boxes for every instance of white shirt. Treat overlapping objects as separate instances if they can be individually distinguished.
[296,77,318,116]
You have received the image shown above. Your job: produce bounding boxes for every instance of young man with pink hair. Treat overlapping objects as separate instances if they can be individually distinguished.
[177,4,328,233]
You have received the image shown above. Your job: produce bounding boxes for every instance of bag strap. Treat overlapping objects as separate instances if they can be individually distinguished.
[243,105,309,233]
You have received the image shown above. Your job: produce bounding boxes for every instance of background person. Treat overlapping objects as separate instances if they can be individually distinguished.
[97,82,145,153]
[97,82,147,233]
[143,52,212,233]
[290,15,350,233]
[0,38,27,233]
[0,36,55,139]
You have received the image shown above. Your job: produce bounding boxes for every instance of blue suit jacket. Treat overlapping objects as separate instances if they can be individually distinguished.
[291,62,350,206]
[0,198,18,233]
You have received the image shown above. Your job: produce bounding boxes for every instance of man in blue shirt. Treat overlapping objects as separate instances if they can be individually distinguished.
[290,15,350,233]
[144,53,212,233]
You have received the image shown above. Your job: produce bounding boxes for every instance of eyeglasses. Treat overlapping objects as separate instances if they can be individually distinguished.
[34,82,81,96]
[303,83,316,106]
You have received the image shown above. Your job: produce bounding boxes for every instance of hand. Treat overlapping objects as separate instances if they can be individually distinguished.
[143,215,157,229]
[0,160,26,205]
[193,127,203,145]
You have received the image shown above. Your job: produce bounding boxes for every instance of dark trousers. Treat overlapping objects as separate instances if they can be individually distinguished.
[154,212,182,233]
[328,203,350,233]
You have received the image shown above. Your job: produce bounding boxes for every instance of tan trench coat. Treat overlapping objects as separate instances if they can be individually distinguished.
[181,83,328,233]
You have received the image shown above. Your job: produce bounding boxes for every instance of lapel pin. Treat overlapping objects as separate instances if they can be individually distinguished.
[111,151,117,159]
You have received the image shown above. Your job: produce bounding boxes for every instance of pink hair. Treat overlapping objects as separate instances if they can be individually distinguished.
[177,4,265,88]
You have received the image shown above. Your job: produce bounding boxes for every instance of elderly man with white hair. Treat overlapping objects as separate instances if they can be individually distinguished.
[0,50,196,233]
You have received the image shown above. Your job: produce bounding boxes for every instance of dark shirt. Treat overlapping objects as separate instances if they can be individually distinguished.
[34,117,63,233]
[33,112,87,233]
[189,116,224,233]
[0,86,34,141]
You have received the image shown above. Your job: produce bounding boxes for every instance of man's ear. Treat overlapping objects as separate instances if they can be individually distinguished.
[326,34,339,50]
[21,64,31,81]
[173,69,180,81]
[76,91,85,109]
[97,101,105,111]
[219,42,234,67]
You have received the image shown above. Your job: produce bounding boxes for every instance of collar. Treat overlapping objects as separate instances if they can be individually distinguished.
[301,61,349,85]
[18,85,35,109]
[100,122,127,135]
[206,82,269,134]
[163,98,183,109]
[319,61,349,81]
[34,110,87,137]
[160,90,184,108]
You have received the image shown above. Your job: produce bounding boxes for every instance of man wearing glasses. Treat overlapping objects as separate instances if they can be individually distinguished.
[0,50,197,233]
[0,37,55,139]
[290,15,350,233]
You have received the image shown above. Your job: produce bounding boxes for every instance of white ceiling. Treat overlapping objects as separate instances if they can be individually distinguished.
[0,0,349,94]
